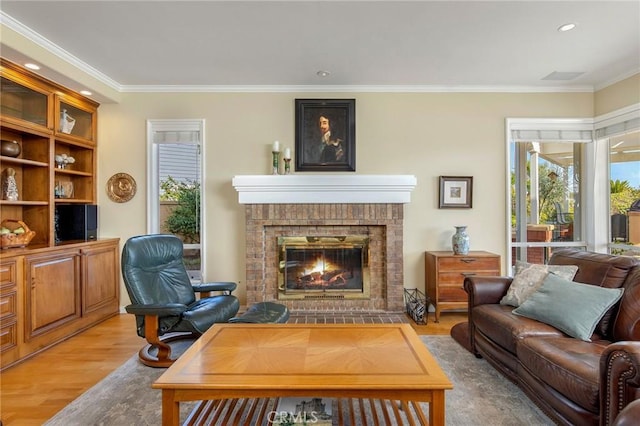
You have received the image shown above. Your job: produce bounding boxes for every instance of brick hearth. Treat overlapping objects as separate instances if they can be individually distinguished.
[244,203,405,313]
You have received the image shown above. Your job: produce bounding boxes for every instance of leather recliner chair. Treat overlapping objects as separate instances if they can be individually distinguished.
[121,234,240,367]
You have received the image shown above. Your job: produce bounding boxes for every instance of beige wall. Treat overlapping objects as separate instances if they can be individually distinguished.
[98,91,595,306]
[594,74,640,116]
[3,23,638,308]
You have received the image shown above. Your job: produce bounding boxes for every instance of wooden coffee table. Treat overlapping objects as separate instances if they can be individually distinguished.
[153,323,452,425]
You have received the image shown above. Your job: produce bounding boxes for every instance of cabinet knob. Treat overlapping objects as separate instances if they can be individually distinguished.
[461,258,476,263]
[461,272,477,277]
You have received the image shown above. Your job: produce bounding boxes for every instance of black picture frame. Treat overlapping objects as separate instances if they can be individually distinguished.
[295,99,356,172]
[439,176,473,208]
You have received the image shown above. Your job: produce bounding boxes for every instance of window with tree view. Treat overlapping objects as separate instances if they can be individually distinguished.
[148,120,204,283]
[510,126,589,268]
[159,145,201,281]
[608,129,640,256]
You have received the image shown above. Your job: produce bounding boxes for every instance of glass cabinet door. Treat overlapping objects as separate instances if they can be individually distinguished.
[55,96,97,143]
[0,76,49,129]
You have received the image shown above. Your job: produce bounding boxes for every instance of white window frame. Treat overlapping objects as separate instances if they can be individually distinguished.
[146,119,206,278]
[505,118,594,268]
[594,103,640,253]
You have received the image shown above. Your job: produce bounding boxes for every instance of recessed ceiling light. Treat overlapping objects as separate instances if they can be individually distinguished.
[317,70,331,77]
[24,63,40,70]
[80,90,92,96]
[558,23,577,32]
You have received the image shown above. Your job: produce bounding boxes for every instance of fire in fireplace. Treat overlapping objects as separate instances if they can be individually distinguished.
[277,235,370,300]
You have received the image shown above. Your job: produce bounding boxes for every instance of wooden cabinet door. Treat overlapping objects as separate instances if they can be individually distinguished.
[81,243,119,315]
[25,250,80,340]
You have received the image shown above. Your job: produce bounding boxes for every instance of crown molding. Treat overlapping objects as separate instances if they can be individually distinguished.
[593,69,640,92]
[0,10,619,95]
[1,12,122,92]
[120,83,594,94]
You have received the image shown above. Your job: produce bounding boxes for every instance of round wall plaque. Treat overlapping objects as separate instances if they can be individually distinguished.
[106,173,136,203]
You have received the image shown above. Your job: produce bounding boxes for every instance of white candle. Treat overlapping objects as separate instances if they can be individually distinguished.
[284,147,291,159]
[272,140,280,152]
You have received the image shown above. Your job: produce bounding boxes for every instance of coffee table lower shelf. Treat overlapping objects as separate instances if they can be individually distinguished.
[184,397,431,425]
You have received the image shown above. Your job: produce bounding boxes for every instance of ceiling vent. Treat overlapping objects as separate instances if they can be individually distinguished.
[542,71,585,81]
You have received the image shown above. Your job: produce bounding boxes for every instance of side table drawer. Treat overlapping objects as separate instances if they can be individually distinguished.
[438,286,467,301]
[437,256,499,271]
[438,270,500,286]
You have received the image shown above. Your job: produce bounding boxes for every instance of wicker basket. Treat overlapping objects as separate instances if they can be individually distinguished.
[1,219,35,249]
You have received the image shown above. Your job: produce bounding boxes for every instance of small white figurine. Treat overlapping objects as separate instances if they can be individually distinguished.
[60,109,76,134]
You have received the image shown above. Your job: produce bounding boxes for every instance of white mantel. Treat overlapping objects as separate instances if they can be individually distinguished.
[232,175,417,204]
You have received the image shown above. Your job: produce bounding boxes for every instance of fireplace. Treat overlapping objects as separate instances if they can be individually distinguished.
[278,235,370,300]
[232,174,416,313]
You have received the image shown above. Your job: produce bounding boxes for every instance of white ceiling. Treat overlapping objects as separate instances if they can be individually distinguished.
[1,0,639,99]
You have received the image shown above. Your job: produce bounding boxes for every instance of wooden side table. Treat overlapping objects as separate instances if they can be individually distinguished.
[425,251,501,322]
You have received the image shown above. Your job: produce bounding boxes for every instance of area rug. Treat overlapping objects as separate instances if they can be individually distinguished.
[45,336,553,425]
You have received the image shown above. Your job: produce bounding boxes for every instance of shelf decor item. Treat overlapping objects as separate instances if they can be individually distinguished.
[0,219,36,249]
[272,140,280,175]
[2,167,19,201]
[452,226,470,255]
[1,139,21,157]
[60,109,76,134]
[283,147,291,174]
[55,154,75,169]
[54,181,74,199]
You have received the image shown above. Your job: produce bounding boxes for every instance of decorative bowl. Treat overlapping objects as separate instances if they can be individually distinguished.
[1,140,21,158]
[1,219,36,249]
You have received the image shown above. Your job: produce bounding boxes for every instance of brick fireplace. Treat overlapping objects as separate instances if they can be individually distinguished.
[233,175,416,313]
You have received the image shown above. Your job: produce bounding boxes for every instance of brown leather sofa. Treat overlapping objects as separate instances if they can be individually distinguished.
[452,249,640,426]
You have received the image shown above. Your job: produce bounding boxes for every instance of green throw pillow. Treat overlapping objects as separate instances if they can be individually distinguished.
[512,273,624,341]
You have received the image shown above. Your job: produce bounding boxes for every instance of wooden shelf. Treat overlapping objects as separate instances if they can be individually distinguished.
[0,59,114,373]
[0,200,49,206]
[0,155,48,168]
[54,168,92,177]
[54,198,93,204]
[1,57,98,248]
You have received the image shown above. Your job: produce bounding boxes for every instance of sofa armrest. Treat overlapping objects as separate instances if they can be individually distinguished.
[613,399,640,426]
[600,341,640,426]
[463,276,513,307]
[463,276,512,357]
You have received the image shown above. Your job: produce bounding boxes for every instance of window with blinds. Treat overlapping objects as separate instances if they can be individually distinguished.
[148,120,204,282]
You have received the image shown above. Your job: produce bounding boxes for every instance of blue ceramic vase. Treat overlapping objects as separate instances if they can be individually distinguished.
[452,226,470,255]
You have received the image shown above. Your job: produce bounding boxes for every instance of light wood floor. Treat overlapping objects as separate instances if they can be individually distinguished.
[0,311,466,425]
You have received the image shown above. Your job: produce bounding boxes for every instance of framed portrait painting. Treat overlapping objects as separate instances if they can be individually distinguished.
[295,99,356,172]
[439,176,473,208]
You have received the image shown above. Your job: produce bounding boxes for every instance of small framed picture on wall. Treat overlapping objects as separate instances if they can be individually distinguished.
[439,176,473,208]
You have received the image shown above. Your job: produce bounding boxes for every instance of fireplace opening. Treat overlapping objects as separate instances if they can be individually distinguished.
[277,235,370,300]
